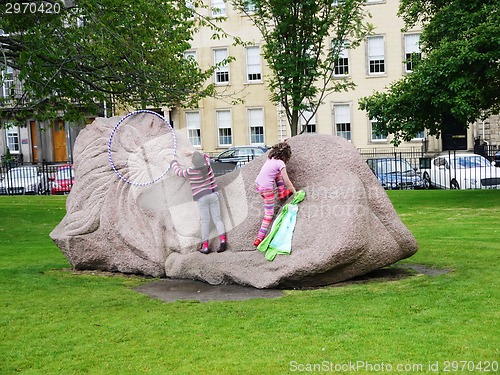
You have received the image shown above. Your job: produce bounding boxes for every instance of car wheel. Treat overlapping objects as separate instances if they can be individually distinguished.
[450,179,460,189]
[423,172,431,189]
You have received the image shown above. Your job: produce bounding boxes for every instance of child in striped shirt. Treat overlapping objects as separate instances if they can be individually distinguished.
[170,151,227,254]
[254,142,296,247]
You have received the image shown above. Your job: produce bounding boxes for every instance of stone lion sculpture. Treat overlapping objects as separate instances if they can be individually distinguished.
[50,113,418,288]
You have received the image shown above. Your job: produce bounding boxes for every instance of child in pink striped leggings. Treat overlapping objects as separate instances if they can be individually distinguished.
[254,142,297,247]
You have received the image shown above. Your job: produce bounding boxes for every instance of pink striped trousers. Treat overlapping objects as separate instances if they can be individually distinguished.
[255,174,286,240]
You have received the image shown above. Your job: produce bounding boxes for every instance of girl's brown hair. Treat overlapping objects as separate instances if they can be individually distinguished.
[192,151,209,176]
[268,142,292,162]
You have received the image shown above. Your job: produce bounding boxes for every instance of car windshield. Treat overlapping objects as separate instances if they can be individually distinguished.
[7,168,37,178]
[254,148,265,155]
[56,168,73,180]
[454,156,491,168]
[238,149,253,156]
[376,160,413,174]
[218,150,236,159]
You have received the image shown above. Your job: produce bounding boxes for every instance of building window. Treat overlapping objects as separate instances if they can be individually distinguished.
[248,108,264,144]
[185,0,195,18]
[186,111,201,146]
[334,43,349,76]
[368,36,385,74]
[300,110,316,133]
[211,0,226,17]
[6,127,20,153]
[333,104,351,141]
[214,48,229,84]
[370,119,387,141]
[404,33,421,73]
[246,46,262,82]
[244,0,256,13]
[1,66,14,98]
[217,110,232,145]
[412,130,425,140]
[184,50,197,62]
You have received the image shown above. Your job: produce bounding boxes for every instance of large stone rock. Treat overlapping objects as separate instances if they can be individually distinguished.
[50,114,418,288]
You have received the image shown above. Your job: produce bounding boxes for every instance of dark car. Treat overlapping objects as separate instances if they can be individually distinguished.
[366,158,428,190]
[50,164,75,195]
[494,149,500,167]
[212,146,268,166]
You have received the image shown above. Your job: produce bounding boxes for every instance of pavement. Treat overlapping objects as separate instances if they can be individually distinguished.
[133,264,449,303]
[134,278,284,302]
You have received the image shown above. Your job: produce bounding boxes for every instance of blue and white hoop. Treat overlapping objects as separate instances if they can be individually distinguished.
[107,109,177,186]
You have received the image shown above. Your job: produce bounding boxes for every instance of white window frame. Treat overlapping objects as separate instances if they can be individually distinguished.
[333,42,349,77]
[216,110,232,146]
[248,108,265,144]
[333,104,351,141]
[300,110,316,133]
[211,0,226,17]
[214,48,230,84]
[186,0,195,10]
[6,127,20,153]
[244,0,256,13]
[370,118,388,142]
[184,50,197,62]
[412,130,425,141]
[367,35,385,75]
[1,66,14,98]
[186,111,201,147]
[246,46,262,83]
[404,33,421,73]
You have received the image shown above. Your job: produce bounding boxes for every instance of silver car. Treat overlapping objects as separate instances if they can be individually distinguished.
[0,166,50,195]
[424,153,500,189]
[212,146,268,165]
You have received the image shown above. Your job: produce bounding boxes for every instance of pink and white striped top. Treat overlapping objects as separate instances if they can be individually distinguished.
[171,154,218,201]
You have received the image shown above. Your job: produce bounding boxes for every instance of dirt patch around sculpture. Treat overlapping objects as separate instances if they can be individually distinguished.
[62,263,450,303]
[133,263,451,303]
[135,278,285,302]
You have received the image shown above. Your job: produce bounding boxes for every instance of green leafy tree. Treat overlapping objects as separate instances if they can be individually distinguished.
[231,0,371,136]
[0,0,224,125]
[359,0,500,145]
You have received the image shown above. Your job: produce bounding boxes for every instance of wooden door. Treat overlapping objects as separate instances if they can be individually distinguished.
[30,121,38,163]
[52,120,67,162]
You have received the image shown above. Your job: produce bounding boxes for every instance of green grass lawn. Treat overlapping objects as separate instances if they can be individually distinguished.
[1,191,499,374]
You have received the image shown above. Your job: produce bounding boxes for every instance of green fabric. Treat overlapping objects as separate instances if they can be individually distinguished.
[289,190,306,205]
[257,190,306,260]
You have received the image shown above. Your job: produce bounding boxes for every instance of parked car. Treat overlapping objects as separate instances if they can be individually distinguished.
[366,158,427,190]
[212,146,268,166]
[50,164,75,195]
[494,149,500,167]
[423,153,500,189]
[0,166,50,195]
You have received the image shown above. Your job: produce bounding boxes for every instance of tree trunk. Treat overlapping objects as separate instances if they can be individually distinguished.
[289,108,300,136]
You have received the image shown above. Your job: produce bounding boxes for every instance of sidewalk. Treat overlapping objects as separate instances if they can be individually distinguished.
[134,278,284,303]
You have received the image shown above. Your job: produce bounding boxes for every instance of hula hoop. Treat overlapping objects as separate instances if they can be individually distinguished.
[107,109,177,186]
